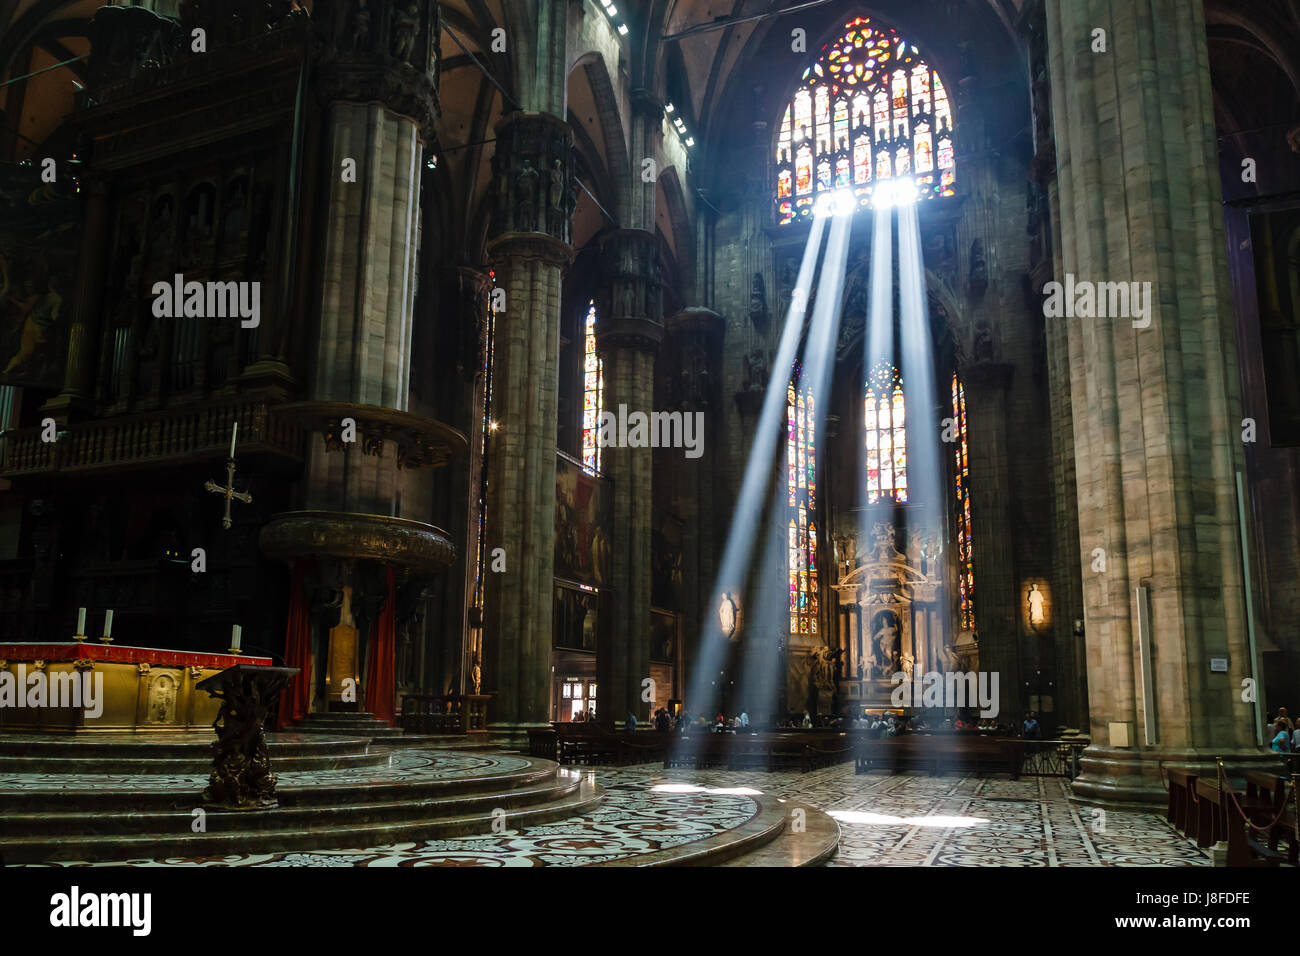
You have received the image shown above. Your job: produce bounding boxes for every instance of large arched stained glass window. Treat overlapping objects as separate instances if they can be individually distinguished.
[865,361,907,504]
[952,371,975,629]
[788,369,818,635]
[775,16,956,225]
[582,301,603,475]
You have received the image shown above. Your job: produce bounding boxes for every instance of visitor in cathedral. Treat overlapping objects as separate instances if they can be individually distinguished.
[801,711,813,728]
[1269,722,1291,753]
[626,711,638,732]
[739,711,749,728]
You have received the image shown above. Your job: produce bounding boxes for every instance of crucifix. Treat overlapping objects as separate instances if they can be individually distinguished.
[205,421,252,530]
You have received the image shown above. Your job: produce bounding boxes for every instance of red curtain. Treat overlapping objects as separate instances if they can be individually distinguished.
[365,565,397,725]
[277,562,312,730]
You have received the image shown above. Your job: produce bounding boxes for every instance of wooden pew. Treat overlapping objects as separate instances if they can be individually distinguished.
[1166,768,1197,839]
[854,733,1024,778]
[1241,771,1298,866]
[1194,778,1228,849]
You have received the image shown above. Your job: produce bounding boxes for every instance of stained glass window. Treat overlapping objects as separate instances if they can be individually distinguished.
[473,270,498,613]
[774,16,957,225]
[582,301,603,475]
[865,361,907,504]
[952,372,975,630]
[787,368,818,636]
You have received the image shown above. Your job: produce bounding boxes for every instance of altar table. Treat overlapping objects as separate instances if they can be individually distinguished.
[0,642,271,733]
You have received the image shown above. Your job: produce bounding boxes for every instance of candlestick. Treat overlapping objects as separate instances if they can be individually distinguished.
[75,607,86,641]
[229,624,242,655]
[229,420,238,459]
[101,609,114,644]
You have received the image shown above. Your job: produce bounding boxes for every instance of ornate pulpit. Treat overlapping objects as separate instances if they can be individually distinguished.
[197,665,300,810]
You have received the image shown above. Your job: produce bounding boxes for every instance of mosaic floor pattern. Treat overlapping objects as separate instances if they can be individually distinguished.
[33,779,760,867]
[593,764,1210,867]
[16,761,1207,867]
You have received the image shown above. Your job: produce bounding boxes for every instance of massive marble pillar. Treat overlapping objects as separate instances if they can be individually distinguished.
[481,111,573,736]
[1046,0,1269,803]
[258,0,459,717]
[595,229,663,727]
[962,362,1020,723]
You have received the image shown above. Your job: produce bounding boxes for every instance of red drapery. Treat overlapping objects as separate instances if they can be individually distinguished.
[364,565,397,725]
[277,562,312,730]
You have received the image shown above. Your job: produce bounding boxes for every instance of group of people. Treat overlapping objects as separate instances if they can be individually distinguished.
[1268,708,1299,753]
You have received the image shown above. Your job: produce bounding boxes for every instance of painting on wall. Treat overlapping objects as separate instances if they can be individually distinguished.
[0,162,79,390]
[555,453,609,588]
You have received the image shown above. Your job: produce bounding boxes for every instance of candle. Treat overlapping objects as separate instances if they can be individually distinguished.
[76,607,86,635]
[103,609,113,637]
[231,624,242,651]
[229,421,239,459]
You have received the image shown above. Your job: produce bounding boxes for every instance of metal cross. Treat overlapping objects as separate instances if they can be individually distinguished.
[205,457,252,530]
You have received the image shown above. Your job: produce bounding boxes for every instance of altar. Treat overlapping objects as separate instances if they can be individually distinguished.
[0,642,271,733]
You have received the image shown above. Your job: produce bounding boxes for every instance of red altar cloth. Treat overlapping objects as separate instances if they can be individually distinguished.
[0,643,271,669]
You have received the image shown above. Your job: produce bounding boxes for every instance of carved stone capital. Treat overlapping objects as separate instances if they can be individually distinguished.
[489,111,574,245]
[313,0,441,141]
[597,229,663,348]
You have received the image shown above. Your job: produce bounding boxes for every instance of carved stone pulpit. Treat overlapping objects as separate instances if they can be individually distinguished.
[197,665,300,810]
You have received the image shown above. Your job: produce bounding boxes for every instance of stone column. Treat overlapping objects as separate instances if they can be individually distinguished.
[481,111,573,738]
[595,228,663,728]
[303,0,440,517]
[962,362,1020,723]
[1046,0,1269,803]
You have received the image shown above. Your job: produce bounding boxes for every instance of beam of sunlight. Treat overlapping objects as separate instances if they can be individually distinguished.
[734,211,852,723]
[828,809,989,828]
[684,215,829,725]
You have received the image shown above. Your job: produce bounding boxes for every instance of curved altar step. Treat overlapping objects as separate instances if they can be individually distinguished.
[0,732,390,774]
[0,749,599,864]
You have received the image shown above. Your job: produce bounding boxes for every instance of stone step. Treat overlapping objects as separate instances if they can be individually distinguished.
[0,779,603,864]
[0,775,583,839]
[0,733,387,774]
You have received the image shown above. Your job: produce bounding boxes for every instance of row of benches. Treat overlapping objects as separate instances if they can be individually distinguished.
[854,734,1027,778]
[1166,767,1297,866]
[527,725,854,772]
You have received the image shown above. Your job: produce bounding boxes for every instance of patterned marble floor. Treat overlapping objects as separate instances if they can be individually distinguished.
[31,779,760,867]
[594,764,1210,867]
[16,761,1207,867]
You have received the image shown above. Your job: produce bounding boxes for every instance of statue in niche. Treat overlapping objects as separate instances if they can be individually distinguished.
[749,272,767,321]
[869,522,902,563]
[742,348,769,393]
[548,159,565,213]
[969,238,988,294]
[1027,583,1046,627]
[834,533,856,574]
[973,320,994,363]
[391,0,420,62]
[147,673,177,723]
[718,592,738,641]
[869,609,901,680]
[514,159,538,232]
[351,0,371,53]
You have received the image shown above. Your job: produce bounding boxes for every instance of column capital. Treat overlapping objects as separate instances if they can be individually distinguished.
[313,0,442,142]
[630,87,665,123]
[597,228,663,354]
[489,111,575,245]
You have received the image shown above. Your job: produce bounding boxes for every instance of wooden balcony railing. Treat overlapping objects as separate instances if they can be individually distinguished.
[0,399,307,478]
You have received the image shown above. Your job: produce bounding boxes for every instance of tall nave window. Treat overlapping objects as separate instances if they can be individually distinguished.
[582,300,603,475]
[865,361,907,504]
[775,16,956,225]
[788,368,818,635]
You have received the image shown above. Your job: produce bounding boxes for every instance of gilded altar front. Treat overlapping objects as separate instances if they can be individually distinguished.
[0,642,272,733]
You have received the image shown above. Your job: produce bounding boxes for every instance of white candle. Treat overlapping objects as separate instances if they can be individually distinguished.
[231,624,242,651]
[76,607,86,635]
[103,609,113,637]
[229,421,239,459]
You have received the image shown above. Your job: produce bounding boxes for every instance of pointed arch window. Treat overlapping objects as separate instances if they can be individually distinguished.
[787,367,818,635]
[582,301,604,475]
[865,361,907,504]
[774,16,957,225]
[952,372,975,629]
